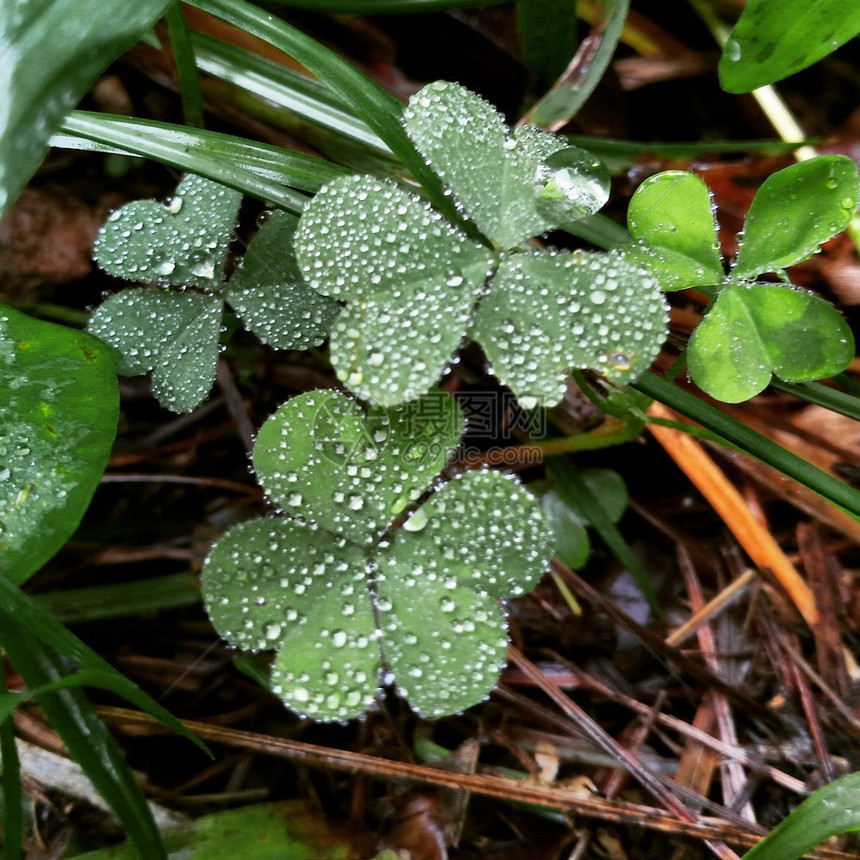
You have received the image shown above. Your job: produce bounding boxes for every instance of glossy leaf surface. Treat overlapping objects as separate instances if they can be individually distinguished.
[0,304,118,584]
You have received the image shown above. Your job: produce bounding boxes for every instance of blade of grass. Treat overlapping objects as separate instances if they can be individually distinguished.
[647,400,819,626]
[0,576,208,755]
[633,372,860,520]
[0,620,167,860]
[0,666,23,860]
[187,0,459,223]
[162,2,205,128]
[547,458,662,615]
[522,0,630,130]
[517,0,581,94]
[770,380,860,423]
[58,112,352,210]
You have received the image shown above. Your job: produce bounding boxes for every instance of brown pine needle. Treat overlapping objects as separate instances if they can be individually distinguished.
[647,402,819,626]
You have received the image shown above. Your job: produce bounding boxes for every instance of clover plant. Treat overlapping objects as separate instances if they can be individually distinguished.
[89,173,339,412]
[201,389,553,721]
[625,156,859,402]
[294,80,669,408]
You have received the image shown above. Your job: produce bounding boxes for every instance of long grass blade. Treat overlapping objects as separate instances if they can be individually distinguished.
[163,2,205,128]
[0,666,23,860]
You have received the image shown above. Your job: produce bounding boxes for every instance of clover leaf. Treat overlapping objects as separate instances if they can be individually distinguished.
[626,156,859,402]
[294,81,668,408]
[201,389,554,721]
[90,175,338,412]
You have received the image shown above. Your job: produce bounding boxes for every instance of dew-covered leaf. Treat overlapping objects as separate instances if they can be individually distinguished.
[295,175,492,405]
[534,146,611,226]
[719,0,860,93]
[688,284,855,403]
[226,209,339,349]
[252,389,465,546]
[0,303,118,585]
[403,81,566,247]
[374,470,553,718]
[88,288,222,413]
[626,170,724,290]
[93,173,242,288]
[473,250,668,407]
[734,156,860,277]
[542,468,628,571]
[201,517,379,722]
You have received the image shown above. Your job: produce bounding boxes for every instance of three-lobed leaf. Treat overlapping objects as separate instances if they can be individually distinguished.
[627,157,859,402]
[90,176,338,412]
[202,390,554,721]
[0,303,119,584]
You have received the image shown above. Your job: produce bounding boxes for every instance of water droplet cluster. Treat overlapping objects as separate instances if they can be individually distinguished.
[201,390,555,722]
[89,177,338,412]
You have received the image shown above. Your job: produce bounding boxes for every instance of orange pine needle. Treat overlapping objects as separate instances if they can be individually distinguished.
[647,402,819,626]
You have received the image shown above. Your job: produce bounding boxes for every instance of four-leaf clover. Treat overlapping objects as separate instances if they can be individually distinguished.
[201,389,554,721]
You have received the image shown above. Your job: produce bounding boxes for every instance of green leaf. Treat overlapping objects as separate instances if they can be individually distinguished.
[0,0,171,218]
[226,210,339,349]
[0,667,22,860]
[542,468,628,570]
[202,469,553,722]
[294,175,493,405]
[0,303,118,585]
[202,517,380,722]
[88,289,222,413]
[93,173,242,287]
[626,170,724,289]
[252,389,465,546]
[719,0,860,93]
[403,81,566,247]
[740,771,860,860]
[688,284,855,403]
[472,250,668,407]
[734,156,860,277]
[534,146,611,225]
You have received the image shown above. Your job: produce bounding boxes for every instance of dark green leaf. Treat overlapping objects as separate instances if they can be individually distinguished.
[88,289,223,413]
[0,0,171,217]
[0,667,22,860]
[719,0,860,93]
[516,0,580,93]
[734,156,859,277]
[226,210,339,349]
[162,3,204,128]
[0,304,118,585]
[688,284,854,402]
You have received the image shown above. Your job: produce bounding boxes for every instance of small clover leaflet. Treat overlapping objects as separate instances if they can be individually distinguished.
[625,157,858,402]
[89,174,338,413]
[201,389,554,721]
[294,81,667,408]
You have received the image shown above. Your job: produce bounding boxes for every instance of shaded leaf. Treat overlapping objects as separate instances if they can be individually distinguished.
[88,289,222,413]
[626,170,724,290]
[226,210,339,349]
[252,389,464,546]
[295,175,493,405]
[403,81,566,246]
[472,250,668,406]
[516,0,580,93]
[734,156,860,277]
[0,0,171,218]
[202,518,380,722]
[93,173,241,287]
[688,284,854,402]
[719,0,860,93]
[0,303,118,585]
